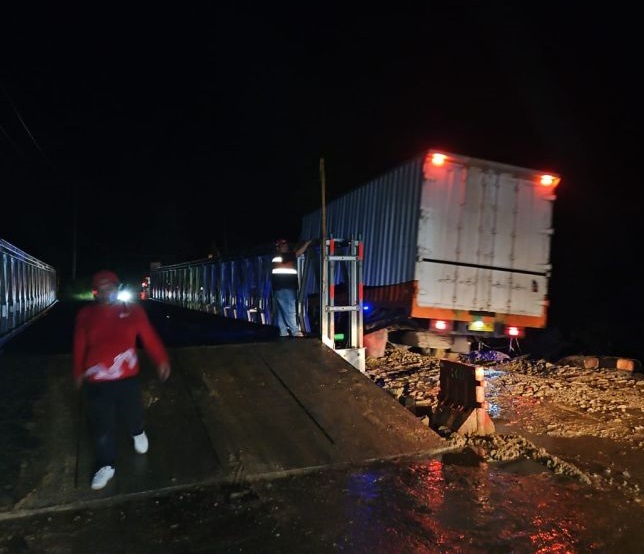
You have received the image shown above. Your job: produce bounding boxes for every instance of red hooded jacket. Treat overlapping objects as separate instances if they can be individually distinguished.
[73,302,168,383]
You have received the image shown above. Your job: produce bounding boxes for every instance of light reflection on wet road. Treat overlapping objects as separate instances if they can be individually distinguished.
[260,450,642,552]
[4,447,641,552]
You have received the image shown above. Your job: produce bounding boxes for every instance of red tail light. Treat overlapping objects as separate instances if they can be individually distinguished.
[539,174,560,188]
[431,319,452,332]
[505,326,524,338]
[430,153,447,166]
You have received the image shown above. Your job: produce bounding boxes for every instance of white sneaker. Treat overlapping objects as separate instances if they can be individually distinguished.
[91,466,115,490]
[133,431,149,454]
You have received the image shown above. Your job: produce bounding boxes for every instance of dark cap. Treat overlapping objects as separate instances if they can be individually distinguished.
[92,269,120,289]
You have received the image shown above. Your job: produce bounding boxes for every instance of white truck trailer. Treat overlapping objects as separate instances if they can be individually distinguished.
[299,149,560,354]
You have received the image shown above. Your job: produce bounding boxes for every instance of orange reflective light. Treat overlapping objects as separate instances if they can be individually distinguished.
[431,153,447,166]
[539,174,560,188]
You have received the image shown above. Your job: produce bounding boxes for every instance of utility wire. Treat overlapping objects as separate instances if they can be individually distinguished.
[0,120,29,161]
[1,83,50,165]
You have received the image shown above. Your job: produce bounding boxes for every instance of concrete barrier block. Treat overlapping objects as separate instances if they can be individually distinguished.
[431,359,495,436]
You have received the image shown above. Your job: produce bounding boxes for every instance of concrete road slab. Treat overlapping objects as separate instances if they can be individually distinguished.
[1,339,450,518]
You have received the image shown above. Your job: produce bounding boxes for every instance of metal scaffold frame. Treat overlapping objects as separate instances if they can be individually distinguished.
[319,237,365,372]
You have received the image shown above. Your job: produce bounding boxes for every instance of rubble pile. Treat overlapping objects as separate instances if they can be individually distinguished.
[364,343,644,502]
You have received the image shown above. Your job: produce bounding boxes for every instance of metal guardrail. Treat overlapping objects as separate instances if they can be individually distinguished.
[149,245,322,331]
[149,252,276,325]
[0,238,57,347]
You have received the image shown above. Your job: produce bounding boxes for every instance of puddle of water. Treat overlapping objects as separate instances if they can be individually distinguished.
[482,368,509,419]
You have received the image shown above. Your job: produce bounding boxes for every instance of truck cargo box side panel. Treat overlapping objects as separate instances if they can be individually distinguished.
[416,156,554,318]
[300,157,424,287]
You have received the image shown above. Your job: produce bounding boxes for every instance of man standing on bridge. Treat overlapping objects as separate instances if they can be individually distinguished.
[73,269,171,490]
[271,238,311,337]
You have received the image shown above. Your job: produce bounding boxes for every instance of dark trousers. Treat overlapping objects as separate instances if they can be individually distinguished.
[83,376,144,470]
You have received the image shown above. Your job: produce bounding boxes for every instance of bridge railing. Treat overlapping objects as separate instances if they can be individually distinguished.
[149,241,322,330]
[150,249,277,326]
[0,238,57,346]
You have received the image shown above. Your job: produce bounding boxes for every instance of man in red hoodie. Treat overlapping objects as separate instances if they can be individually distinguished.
[73,269,171,490]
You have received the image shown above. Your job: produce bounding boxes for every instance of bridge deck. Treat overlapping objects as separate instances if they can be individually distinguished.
[1,317,448,516]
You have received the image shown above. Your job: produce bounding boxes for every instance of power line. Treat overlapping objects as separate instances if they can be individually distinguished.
[0,121,29,161]
[1,83,50,166]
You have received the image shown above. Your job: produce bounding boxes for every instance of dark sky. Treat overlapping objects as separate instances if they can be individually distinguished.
[1,4,642,357]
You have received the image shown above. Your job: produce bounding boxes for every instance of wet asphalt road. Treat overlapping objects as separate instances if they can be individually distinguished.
[1,301,643,553]
[1,451,642,553]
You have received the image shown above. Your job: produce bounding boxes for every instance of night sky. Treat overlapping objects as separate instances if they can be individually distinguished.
[1,4,642,359]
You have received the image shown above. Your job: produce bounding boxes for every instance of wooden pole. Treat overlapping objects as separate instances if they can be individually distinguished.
[320,157,327,243]
[319,158,328,342]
